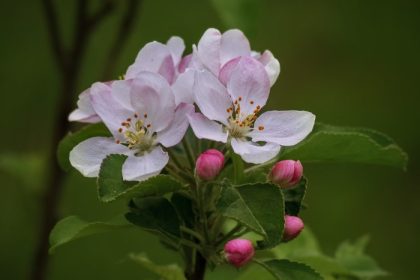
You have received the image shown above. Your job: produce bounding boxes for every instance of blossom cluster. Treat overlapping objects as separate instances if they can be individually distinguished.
[68,28,315,182]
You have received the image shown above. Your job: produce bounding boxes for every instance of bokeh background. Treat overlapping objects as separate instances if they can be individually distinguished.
[1,0,419,279]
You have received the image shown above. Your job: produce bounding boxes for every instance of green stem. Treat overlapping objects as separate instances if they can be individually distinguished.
[215,223,244,246]
[182,138,196,170]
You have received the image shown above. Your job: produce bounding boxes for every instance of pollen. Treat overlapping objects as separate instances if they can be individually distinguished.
[147,124,151,128]
[250,100,254,105]
[126,118,131,122]
[118,128,123,133]
[134,113,138,118]
[256,105,261,110]
[115,140,120,144]
[144,113,148,118]
[258,126,265,131]
[238,96,242,101]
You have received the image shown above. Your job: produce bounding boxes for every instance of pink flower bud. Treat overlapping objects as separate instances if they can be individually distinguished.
[195,149,225,181]
[283,215,304,242]
[269,160,303,188]
[224,239,255,268]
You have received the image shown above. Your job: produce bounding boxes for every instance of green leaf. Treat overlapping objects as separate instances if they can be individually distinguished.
[49,215,132,253]
[216,182,284,249]
[280,123,408,170]
[335,236,388,279]
[255,259,323,280]
[126,197,181,241]
[171,192,195,228]
[57,123,111,171]
[210,0,264,38]
[129,253,185,280]
[282,177,308,216]
[97,154,183,203]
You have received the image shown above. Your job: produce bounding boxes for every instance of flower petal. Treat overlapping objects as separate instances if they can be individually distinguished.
[110,79,134,110]
[172,68,195,105]
[166,36,185,66]
[227,56,270,117]
[90,82,133,139]
[178,54,192,73]
[258,50,280,87]
[69,137,128,177]
[130,72,175,133]
[126,41,175,84]
[68,85,107,123]
[122,146,169,181]
[250,110,316,146]
[231,138,281,164]
[157,103,195,147]
[220,29,251,66]
[193,70,232,125]
[188,112,228,143]
[218,57,240,86]
[197,28,222,75]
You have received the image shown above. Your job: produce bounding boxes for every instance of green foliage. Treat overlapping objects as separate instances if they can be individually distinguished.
[57,123,111,171]
[129,253,185,280]
[282,177,308,216]
[255,259,323,280]
[126,197,181,242]
[49,215,132,253]
[171,192,195,228]
[335,236,388,279]
[210,0,264,38]
[97,154,183,203]
[216,182,284,249]
[280,123,408,169]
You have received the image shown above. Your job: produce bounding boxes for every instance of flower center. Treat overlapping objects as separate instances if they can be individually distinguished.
[117,113,155,155]
[226,97,264,139]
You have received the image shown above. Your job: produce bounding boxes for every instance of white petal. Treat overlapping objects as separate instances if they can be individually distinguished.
[126,41,175,84]
[122,146,169,181]
[197,28,222,75]
[258,50,280,87]
[193,70,232,125]
[187,112,228,143]
[110,79,134,110]
[157,103,195,147]
[172,69,195,105]
[231,138,281,164]
[227,56,270,117]
[130,72,176,132]
[220,29,251,66]
[69,86,103,123]
[167,36,185,66]
[250,111,315,146]
[90,82,133,139]
[69,137,128,177]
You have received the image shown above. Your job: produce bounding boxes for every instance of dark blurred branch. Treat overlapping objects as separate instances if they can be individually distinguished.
[102,0,142,80]
[32,1,139,280]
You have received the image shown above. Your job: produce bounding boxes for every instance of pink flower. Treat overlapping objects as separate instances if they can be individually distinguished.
[188,56,315,164]
[224,239,255,268]
[283,215,304,242]
[269,160,303,188]
[195,149,225,180]
[69,72,194,181]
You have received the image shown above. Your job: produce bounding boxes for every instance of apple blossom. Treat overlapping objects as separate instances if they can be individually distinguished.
[69,72,194,181]
[269,160,303,188]
[224,239,255,268]
[188,56,315,164]
[283,215,304,242]
[195,149,225,181]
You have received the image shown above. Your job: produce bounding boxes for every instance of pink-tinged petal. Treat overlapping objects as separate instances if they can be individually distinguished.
[122,146,169,181]
[90,82,133,139]
[172,69,195,105]
[130,72,175,133]
[220,29,251,66]
[231,138,281,164]
[227,56,270,117]
[219,57,240,86]
[166,36,185,66]
[157,103,195,147]
[258,50,280,87]
[194,70,232,125]
[68,85,106,123]
[126,41,175,84]
[188,112,228,143]
[69,137,128,177]
[250,111,315,146]
[197,28,222,75]
[178,54,192,73]
[110,79,134,110]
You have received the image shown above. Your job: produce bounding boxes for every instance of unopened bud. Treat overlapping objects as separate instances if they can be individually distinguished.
[195,149,224,181]
[224,239,255,268]
[283,215,304,242]
[269,160,303,188]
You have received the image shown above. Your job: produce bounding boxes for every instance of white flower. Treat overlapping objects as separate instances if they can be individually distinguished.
[69,72,194,181]
[188,56,315,164]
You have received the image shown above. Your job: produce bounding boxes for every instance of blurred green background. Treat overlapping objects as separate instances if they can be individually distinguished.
[1,0,419,279]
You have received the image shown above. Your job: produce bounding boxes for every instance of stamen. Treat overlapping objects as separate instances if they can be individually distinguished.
[115,140,120,144]
[238,96,242,101]
[144,113,148,118]
[258,126,265,131]
[126,118,131,122]
[250,100,254,105]
[134,113,138,118]
[118,128,123,133]
[147,124,151,128]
